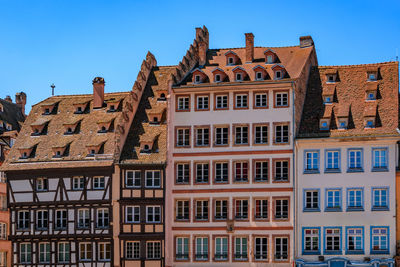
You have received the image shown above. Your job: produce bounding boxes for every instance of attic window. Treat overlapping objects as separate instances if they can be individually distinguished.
[338,119,348,130]
[236,73,243,81]
[194,75,201,84]
[110,105,115,111]
[99,126,107,133]
[275,71,282,80]
[44,108,50,114]
[327,75,336,83]
[228,57,234,65]
[153,117,158,123]
[368,73,377,81]
[215,74,221,82]
[367,92,376,101]
[22,152,28,159]
[34,129,39,134]
[55,150,61,157]
[90,149,96,155]
[320,119,330,130]
[67,127,73,134]
[266,55,273,64]
[160,93,166,98]
[256,72,263,81]
[144,145,150,150]
[76,106,83,113]
[6,124,12,131]
[365,119,375,128]
[324,96,333,104]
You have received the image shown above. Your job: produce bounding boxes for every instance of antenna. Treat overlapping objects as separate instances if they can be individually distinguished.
[50,83,55,96]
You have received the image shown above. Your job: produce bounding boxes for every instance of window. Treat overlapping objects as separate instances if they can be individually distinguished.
[93,176,105,189]
[348,149,363,171]
[195,163,209,183]
[126,206,140,223]
[215,162,228,183]
[196,95,209,110]
[305,151,319,172]
[235,199,248,220]
[228,57,234,65]
[146,206,161,223]
[78,209,90,228]
[326,189,341,211]
[195,127,209,146]
[255,237,268,260]
[255,93,268,108]
[126,241,140,259]
[275,71,282,79]
[254,160,268,182]
[79,242,92,261]
[0,251,5,267]
[372,188,389,210]
[215,74,221,82]
[17,210,29,230]
[275,92,288,107]
[176,200,189,221]
[214,200,228,220]
[235,126,248,145]
[274,124,289,143]
[97,208,109,228]
[126,170,141,187]
[274,199,289,220]
[303,228,320,254]
[347,188,363,211]
[274,237,288,261]
[98,242,111,261]
[195,200,208,221]
[36,178,48,191]
[236,73,243,81]
[347,227,363,253]
[372,148,388,170]
[266,55,273,64]
[254,125,268,144]
[367,91,376,100]
[326,150,340,171]
[73,177,85,190]
[147,241,161,259]
[327,74,336,83]
[255,199,268,219]
[325,228,341,253]
[176,237,189,260]
[195,237,208,260]
[324,96,333,104]
[234,237,248,260]
[175,163,189,184]
[368,73,377,81]
[215,126,228,145]
[194,75,201,83]
[0,223,6,239]
[304,190,319,211]
[274,160,289,182]
[20,243,31,263]
[176,128,190,147]
[215,237,228,260]
[234,161,248,182]
[235,94,248,109]
[39,242,50,263]
[177,96,190,111]
[365,119,375,128]
[256,71,263,80]
[215,95,228,109]
[146,170,161,188]
[371,227,389,253]
[36,210,48,230]
[53,210,67,230]
[58,242,70,263]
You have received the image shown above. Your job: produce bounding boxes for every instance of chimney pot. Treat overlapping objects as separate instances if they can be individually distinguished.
[4,95,12,102]
[92,77,105,109]
[300,36,314,48]
[15,92,27,115]
[245,33,254,62]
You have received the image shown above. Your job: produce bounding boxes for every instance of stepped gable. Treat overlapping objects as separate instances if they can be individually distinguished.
[298,61,399,138]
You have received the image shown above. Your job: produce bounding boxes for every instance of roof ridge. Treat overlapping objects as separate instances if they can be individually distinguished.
[319,61,398,69]
[209,45,301,51]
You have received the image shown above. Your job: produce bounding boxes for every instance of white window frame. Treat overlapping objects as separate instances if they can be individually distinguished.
[36,210,48,230]
[79,242,92,261]
[255,93,268,108]
[196,127,209,146]
[254,199,268,219]
[275,199,289,219]
[214,200,227,220]
[236,73,243,81]
[254,237,268,260]
[275,124,289,143]
[176,237,189,260]
[215,237,228,260]
[58,242,70,263]
[17,210,29,230]
[215,162,228,183]
[275,92,288,107]
[234,237,248,260]
[177,96,189,110]
[39,242,50,263]
[235,126,248,145]
[96,208,109,228]
[274,160,289,181]
[20,243,31,263]
[176,200,189,221]
[146,206,161,223]
[93,176,105,189]
[36,178,48,191]
[195,200,208,221]
[325,228,341,252]
[72,177,85,190]
[126,170,141,188]
[145,170,161,188]
[255,125,268,144]
[196,95,209,110]
[195,163,209,183]
[235,94,248,108]
[235,199,248,219]
[372,148,388,169]
[274,237,288,261]
[234,161,248,182]
[215,95,228,109]
[55,209,67,229]
[146,241,161,259]
[176,163,189,184]
[126,206,140,223]
[304,228,319,253]
[215,127,228,145]
[195,237,208,260]
[126,241,140,259]
[98,242,111,261]
[78,208,90,228]
[176,128,190,147]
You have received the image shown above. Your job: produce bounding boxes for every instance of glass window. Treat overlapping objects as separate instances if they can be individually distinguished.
[274,237,288,260]
[274,199,289,219]
[274,160,289,181]
[304,190,319,210]
[372,188,389,209]
[93,177,105,189]
[73,177,85,190]
[195,237,208,260]
[235,199,248,220]
[255,125,268,144]
[215,237,228,260]
[215,95,228,109]
[126,241,140,259]
[304,228,319,253]
[275,92,288,107]
[176,237,189,260]
[326,189,341,210]
[234,162,248,182]
[176,128,190,147]
[371,227,389,252]
[177,96,189,111]
[126,206,140,223]
[254,161,268,182]
[195,163,209,183]
[196,96,209,110]
[234,237,248,260]
[58,242,70,263]
[176,200,189,221]
[98,242,111,261]
[78,209,90,228]
[348,149,363,170]
[79,242,92,261]
[325,228,341,252]
[196,128,209,146]
[39,242,50,263]
[176,163,189,184]
[347,189,363,210]
[215,127,228,145]
[0,223,6,240]
[235,126,248,145]
[373,148,388,169]
[255,237,268,260]
[20,243,31,263]
[215,162,228,183]
[195,200,208,221]
[146,206,161,223]
[146,241,161,259]
[305,151,319,171]
[36,178,48,191]
[255,199,268,219]
[275,124,289,143]
[215,200,228,220]
[255,93,268,108]
[126,171,141,188]
[145,171,161,188]
[36,210,48,230]
[17,211,30,230]
[235,94,248,108]
[347,228,363,252]
[97,208,109,228]
[326,150,340,170]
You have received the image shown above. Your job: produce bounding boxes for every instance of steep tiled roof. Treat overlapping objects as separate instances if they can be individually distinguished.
[179,45,314,85]
[120,66,174,165]
[0,98,25,133]
[298,62,399,138]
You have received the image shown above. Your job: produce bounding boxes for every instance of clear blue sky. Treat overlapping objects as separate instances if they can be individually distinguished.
[1,0,399,113]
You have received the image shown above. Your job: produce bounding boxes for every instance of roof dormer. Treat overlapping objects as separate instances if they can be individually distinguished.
[253,65,268,81]
[232,66,248,82]
[157,90,168,101]
[366,66,378,81]
[192,68,208,84]
[148,107,166,125]
[41,101,59,115]
[52,142,70,158]
[86,139,106,157]
[140,134,158,154]
[73,100,90,114]
[18,144,37,159]
[105,98,122,113]
[322,85,335,104]
[30,118,50,136]
[97,117,115,133]
[264,49,279,64]
[337,104,350,130]
[320,105,333,131]
[271,64,287,80]
[63,118,81,135]
[325,69,338,83]
[225,51,240,65]
[211,68,227,83]
[365,83,378,101]
[364,102,377,129]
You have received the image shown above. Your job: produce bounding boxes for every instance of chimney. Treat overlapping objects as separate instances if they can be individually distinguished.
[198,41,207,66]
[4,95,12,102]
[92,77,105,109]
[15,92,27,115]
[245,33,254,63]
[300,36,314,48]
[195,27,203,41]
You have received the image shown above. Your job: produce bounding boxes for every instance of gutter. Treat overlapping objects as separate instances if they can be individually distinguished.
[291,81,297,260]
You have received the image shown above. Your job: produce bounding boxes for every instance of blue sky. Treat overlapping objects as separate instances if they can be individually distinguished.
[1,0,399,113]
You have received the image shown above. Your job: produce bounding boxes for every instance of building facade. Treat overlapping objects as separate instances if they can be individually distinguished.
[295,62,399,267]
[0,93,26,267]
[165,28,317,266]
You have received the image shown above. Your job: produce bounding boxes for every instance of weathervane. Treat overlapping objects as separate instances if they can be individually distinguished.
[50,83,55,96]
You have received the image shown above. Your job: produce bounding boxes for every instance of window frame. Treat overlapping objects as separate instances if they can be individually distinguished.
[175,199,190,222]
[234,198,249,221]
[17,210,30,230]
[253,91,268,109]
[253,159,269,183]
[323,227,342,255]
[39,242,50,263]
[370,226,390,254]
[253,235,269,261]
[176,95,190,112]
[371,187,389,211]
[346,188,364,211]
[20,243,32,264]
[77,208,90,229]
[233,124,249,146]
[79,242,93,261]
[194,199,209,222]
[194,125,210,147]
[274,90,289,108]
[214,235,229,261]
[194,236,209,261]
[234,92,249,110]
[213,199,228,221]
[125,206,140,223]
[72,176,85,190]
[273,235,289,262]
[372,147,389,172]
[303,189,320,212]
[302,227,321,255]
[146,206,161,223]
[273,197,290,221]
[345,226,364,254]
[125,170,141,188]
[233,160,249,183]
[304,150,320,174]
[213,161,229,184]
[36,177,48,192]
[126,241,140,260]
[145,170,161,188]
[36,210,49,230]
[93,176,105,189]
[98,242,111,261]
[175,126,191,148]
[175,162,190,185]
[325,149,341,173]
[347,148,364,172]
[57,242,70,263]
[214,93,229,110]
[175,236,190,261]
[194,162,210,184]
[272,158,290,183]
[195,94,210,111]
[253,123,269,145]
[273,122,290,145]
[253,198,269,221]
[233,236,248,261]
[325,188,342,212]
[213,125,229,147]
[146,241,161,259]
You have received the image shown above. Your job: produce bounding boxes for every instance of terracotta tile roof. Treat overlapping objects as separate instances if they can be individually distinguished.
[322,84,336,96]
[298,61,399,138]
[0,98,25,133]
[322,105,333,119]
[120,66,173,165]
[179,45,314,85]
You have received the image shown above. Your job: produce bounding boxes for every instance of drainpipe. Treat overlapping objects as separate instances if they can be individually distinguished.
[291,81,297,263]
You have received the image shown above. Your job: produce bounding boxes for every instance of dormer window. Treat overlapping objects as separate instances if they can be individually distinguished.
[327,75,335,83]
[324,96,333,104]
[256,72,263,80]
[224,51,239,65]
[140,139,154,154]
[90,149,96,155]
[101,126,107,132]
[109,105,115,111]
[44,108,50,114]
[276,71,282,79]
[18,145,36,159]
[267,55,273,64]
[153,117,158,123]
[86,142,104,157]
[22,152,28,158]
[97,118,114,133]
[338,119,348,130]
[236,73,243,81]
[67,127,73,133]
[264,49,278,64]
[144,145,150,150]
[195,75,201,83]
[368,73,377,81]
[215,74,221,82]
[6,124,12,131]
[77,106,83,113]
[320,119,330,130]
[34,129,39,134]
[367,91,376,100]
[160,93,166,99]
[228,57,234,65]
[365,119,375,128]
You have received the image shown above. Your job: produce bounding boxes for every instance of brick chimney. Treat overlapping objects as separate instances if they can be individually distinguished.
[92,77,105,109]
[245,33,254,63]
[4,95,12,102]
[300,36,314,48]
[198,41,207,66]
[15,92,27,115]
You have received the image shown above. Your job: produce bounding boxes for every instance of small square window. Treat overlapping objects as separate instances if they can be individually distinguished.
[320,120,329,130]
[366,120,375,128]
[327,75,335,83]
[236,73,242,81]
[368,73,377,81]
[195,75,201,83]
[338,120,347,130]
[275,71,282,79]
[215,74,221,82]
[324,96,332,104]
[256,72,263,80]
[367,92,376,100]
[266,55,273,64]
[228,57,234,65]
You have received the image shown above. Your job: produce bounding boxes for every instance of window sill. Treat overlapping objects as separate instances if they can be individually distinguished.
[254,179,268,183]
[372,167,389,172]
[347,168,364,173]
[346,207,364,212]
[345,250,364,255]
[324,169,341,173]
[371,206,389,211]
[370,250,390,255]
[324,251,342,255]
[303,169,319,174]
[303,208,320,212]
[325,208,342,212]
[302,251,320,255]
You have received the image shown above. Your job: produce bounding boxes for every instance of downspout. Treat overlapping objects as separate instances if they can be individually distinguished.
[291,81,297,265]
